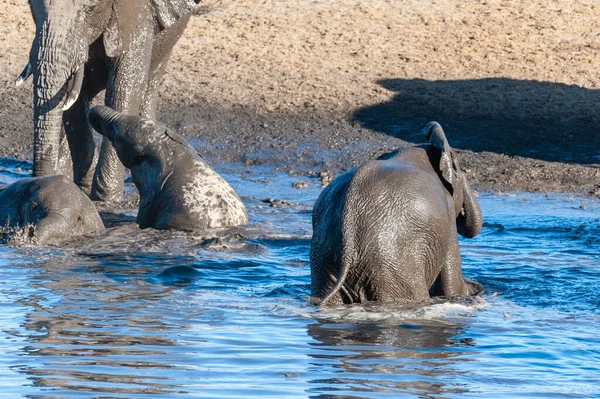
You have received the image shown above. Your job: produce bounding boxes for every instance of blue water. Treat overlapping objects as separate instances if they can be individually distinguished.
[0,159,599,398]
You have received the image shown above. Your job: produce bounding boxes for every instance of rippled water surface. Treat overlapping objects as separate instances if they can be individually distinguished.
[1,159,599,398]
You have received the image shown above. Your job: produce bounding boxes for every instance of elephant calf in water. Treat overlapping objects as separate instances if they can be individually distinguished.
[0,175,104,245]
[88,106,248,231]
[310,122,483,306]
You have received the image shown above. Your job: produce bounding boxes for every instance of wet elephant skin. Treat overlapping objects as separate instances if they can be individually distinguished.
[25,0,200,203]
[0,175,104,245]
[310,122,483,306]
[88,105,248,231]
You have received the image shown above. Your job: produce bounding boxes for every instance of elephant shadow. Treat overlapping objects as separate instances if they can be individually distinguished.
[352,78,600,165]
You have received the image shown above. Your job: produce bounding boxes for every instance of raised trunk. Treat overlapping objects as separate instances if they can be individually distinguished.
[88,106,120,140]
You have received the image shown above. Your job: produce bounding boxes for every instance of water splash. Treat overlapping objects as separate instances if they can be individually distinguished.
[0,163,599,398]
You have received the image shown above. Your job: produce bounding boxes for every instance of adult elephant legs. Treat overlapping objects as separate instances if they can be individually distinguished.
[91,12,190,202]
[90,27,153,203]
[62,52,108,194]
[139,56,168,120]
[93,39,173,202]
[63,96,97,194]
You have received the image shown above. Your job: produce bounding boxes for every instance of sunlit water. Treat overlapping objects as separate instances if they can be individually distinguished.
[0,158,599,398]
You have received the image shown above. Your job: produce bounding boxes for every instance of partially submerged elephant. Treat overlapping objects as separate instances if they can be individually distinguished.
[88,105,249,230]
[21,0,200,202]
[0,175,104,245]
[310,122,483,306]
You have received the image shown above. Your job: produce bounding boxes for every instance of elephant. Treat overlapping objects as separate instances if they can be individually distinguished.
[310,122,483,306]
[0,175,104,245]
[19,0,200,202]
[88,105,249,230]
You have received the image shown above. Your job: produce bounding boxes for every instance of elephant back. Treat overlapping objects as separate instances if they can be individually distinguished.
[343,158,452,241]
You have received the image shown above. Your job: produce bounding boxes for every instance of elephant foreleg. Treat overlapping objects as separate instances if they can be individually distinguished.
[141,13,192,119]
[140,57,168,119]
[64,54,107,195]
[464,278,484,296]
[91,138,125,202]
[91,32,153,203]
[63,96,97,195]
[56,130,74,180]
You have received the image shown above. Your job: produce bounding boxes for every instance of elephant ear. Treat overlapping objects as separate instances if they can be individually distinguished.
[423,121,456,192]
[164,129,208,161]
[376,149,401,161]
[152,0,200,30]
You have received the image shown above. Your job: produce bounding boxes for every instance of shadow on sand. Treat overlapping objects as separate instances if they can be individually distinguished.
[352,78,600,165]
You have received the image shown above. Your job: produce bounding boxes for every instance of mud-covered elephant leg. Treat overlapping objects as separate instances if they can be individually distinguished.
[63,98,97,194]
[56,131,74,179]
[140,57,168,120]
[140,14,192,119]
[63,54,108,194]
[431,260,484,297]
[91,15,153,203]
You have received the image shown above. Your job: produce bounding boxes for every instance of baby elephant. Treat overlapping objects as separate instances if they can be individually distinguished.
[310,122,483,306]
[88,106,248,231]
[0,175,104,245]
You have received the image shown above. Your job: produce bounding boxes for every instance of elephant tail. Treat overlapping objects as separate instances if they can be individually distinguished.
[318,176,362,307]
[318,257,351,306]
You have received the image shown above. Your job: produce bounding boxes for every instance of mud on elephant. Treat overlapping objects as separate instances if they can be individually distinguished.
[88,105,248,231]
[20,0,200,202]
[0,175,104,245]
[310,122,483,306]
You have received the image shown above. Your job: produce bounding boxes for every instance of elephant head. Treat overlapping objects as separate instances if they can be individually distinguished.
[24,0,113,177]
[87,105,172,173]
[422,122,482,238]
[0,175,104,245]
[88,105,249,230]
[22,0,199,179]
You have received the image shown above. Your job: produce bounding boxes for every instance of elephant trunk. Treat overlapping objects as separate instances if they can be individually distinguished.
[88,106,121,141]
[32,19,86,177]
[33,105,64,177]
[456,175,483,238]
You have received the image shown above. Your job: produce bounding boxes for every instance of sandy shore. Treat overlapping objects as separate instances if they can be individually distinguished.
[1,0,599,194]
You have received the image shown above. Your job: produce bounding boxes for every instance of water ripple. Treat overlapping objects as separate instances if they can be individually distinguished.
[0,167,598,398]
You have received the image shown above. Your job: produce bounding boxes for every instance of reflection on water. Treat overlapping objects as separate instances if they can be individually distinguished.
[306,314,474,398]
[1,159,599,398]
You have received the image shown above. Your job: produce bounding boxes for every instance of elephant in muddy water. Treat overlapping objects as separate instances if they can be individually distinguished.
[0,175,104,245]
[20,0,200,202]
[310,122,483,306]
[88,105,248,231]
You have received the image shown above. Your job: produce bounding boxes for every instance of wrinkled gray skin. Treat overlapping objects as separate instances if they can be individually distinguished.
[23,0,199,202]
[0,175,104,245]
[310,122,483,306]
[88,106,249,230]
